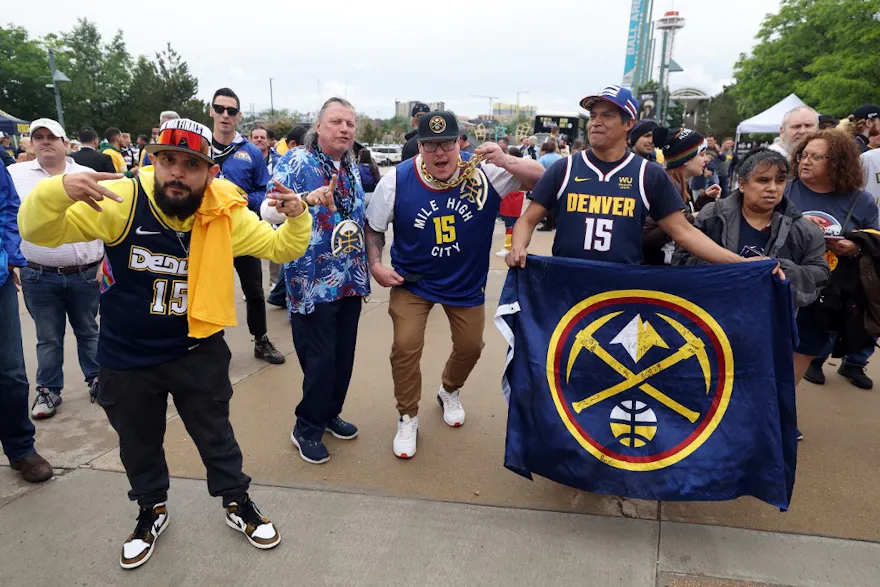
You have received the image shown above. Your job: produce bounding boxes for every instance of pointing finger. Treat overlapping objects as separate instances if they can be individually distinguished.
[328,174,338,194]
[97,185,123,203]
[91,172,125,182]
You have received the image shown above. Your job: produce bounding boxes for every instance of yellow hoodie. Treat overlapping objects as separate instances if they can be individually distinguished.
[18,168,311,338]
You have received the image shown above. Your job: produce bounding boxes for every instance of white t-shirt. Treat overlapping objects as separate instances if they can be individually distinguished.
[860,149,880,207]
[365,155,522,232]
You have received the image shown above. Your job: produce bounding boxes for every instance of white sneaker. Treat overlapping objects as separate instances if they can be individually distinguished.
[437,387,465,427]
[495,249,509,257]
[120,503,169,569]
[31,387,61,419]
[393,415,419,459]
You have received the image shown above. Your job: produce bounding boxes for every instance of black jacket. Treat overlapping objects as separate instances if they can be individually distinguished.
[401,130,419,162]
[71,147,117,173]
[818,230,880,356]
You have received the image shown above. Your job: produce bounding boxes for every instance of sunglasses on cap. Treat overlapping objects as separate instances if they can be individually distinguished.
[156,128,212,157]
[212,104,240,116]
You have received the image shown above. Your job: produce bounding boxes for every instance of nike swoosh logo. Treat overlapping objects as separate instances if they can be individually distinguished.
[573,177,591,182]
[135,227,161,236]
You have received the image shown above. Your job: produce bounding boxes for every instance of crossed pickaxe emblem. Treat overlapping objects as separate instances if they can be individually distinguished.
[459,170,488,211]
[566,311,712,423]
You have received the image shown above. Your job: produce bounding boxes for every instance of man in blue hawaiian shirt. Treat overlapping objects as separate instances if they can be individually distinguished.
[262,97,369,465]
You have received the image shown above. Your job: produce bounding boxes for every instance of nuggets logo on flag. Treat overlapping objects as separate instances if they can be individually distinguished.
[547,290,733,471]
[496,256,799,510]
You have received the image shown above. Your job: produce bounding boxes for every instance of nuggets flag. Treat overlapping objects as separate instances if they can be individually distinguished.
[495,256,799,510]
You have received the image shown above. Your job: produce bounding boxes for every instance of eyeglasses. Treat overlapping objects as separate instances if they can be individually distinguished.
[156,128,211,157]
[212,104,240,116]
[421,140,456,153]
[797,154,829,163]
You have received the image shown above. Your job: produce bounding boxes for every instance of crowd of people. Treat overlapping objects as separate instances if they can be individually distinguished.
[1,81,879,570]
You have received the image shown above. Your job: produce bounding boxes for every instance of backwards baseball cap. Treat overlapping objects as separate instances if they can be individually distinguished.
[411,102,431,117]
[852,104,880,121]
[653,127,706,169]
[30,118,67,141]
[580,85,639,120]
[418,111,459,142]
[145,118,214,164]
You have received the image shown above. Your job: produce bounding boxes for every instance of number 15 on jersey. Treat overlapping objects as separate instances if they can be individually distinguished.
[584,218,612,251]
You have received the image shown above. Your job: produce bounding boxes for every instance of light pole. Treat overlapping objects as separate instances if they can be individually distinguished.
[269,78,275,119]
[47,50,70,129]
[516,89,529,118]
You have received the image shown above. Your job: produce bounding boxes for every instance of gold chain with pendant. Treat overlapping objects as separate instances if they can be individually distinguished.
[419,153,484,190]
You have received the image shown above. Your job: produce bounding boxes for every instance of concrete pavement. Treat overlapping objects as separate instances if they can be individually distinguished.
[2,223,879,586]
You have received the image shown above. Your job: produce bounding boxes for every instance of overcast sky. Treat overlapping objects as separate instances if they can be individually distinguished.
[8,0,779,118]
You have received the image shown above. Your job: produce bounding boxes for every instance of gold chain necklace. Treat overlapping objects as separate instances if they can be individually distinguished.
[419,153,484,190]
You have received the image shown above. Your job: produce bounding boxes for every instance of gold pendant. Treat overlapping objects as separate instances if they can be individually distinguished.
[331,219,364,256]
[459,168,488,210]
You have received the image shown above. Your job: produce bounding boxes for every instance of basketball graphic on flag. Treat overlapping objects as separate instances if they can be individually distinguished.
[610,401,658,448]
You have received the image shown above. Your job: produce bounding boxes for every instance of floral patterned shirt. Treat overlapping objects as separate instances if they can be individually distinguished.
[271,147,370,315]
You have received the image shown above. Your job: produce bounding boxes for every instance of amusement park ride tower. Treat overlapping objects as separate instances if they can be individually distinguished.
[622,2,686,124]
[655,10,686,124]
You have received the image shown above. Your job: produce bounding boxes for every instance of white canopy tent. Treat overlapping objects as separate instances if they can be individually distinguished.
[735,94,808,140]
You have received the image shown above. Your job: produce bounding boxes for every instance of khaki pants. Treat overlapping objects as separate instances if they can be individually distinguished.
[388,287,485,417]
[269,262,281,285]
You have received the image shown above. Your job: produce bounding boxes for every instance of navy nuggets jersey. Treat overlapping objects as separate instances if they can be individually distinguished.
[531,150,684,264]
[100,178,201,369]
[391,153,501,306]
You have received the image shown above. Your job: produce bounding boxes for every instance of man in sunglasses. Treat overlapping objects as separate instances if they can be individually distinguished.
[364,111,544,459]
[18,118,316,569]
[209,87,284,365]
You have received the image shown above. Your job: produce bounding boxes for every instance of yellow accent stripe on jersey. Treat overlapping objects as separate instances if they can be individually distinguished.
[107,179,139,247]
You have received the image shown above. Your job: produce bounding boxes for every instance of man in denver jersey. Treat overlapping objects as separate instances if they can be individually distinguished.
[507,85,751,268]
[18,119,316,569]
[365,111,544,459]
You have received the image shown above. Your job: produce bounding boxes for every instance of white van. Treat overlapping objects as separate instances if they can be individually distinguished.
[370,145,402,166]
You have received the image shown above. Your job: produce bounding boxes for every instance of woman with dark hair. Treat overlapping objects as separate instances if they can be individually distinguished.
[643,127,719,265]
[675,148,830,440]
[357,148,380,198]
[787,129,880,390]
[674,147,828,302]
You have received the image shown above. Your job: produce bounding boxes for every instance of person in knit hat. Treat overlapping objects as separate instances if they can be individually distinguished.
[642,127,721,265]
[627,119,658,161]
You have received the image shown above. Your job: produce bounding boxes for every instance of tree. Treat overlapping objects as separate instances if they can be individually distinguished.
[123,44,208,135]
[52,19,133,134]
[0,26,55,122]
[698,85,741,140]
[358,119,380,145]
[734,0,880,118]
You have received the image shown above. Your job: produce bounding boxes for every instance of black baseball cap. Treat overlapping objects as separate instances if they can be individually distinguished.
[411,102,430,117]
[852,104,880,121]
[818,114,839,126]
[418,111,459,142]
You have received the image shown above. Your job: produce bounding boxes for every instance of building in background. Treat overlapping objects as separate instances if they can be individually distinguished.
[492,103,537,121]
[394,100,446,119]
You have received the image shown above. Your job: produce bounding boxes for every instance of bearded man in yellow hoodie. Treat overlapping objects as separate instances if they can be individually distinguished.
[18,118,332,570]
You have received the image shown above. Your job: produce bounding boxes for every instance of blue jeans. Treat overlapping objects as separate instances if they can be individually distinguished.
[813,332,876,368]
[0,277,36,462]
[20,265,100,392]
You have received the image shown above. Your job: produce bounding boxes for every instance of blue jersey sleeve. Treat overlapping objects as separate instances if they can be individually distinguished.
[644,163,686,221]
[529,157,570,211]
[247,144,269,212]
[0,160,26,268]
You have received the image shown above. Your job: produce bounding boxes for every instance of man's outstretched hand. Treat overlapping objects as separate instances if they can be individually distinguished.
[62,172,125,211]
